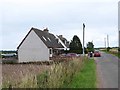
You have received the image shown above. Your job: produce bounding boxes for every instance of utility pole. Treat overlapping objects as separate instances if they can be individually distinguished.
[104,38,106,50]
[107,34,109,47]
[83,23,85,56]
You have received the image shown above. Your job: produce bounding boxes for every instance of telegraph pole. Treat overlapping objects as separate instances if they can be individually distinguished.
[104,38,106,50]
[83,23,85,56]
[107,34,109,47]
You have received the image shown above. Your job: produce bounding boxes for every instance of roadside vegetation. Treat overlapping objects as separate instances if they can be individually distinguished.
[64,58,96,88]
[101,47,120,58]
[0,51,2,58]
[2,57,96,88]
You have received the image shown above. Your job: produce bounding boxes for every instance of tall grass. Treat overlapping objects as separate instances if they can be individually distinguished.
[2,57,97,88]
[37,57,84,88]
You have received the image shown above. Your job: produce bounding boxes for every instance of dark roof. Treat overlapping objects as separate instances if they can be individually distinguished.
[17,27,64,49]
[58,35,70,48]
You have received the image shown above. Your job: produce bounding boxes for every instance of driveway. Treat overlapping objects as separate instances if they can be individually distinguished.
[94,52,119,88]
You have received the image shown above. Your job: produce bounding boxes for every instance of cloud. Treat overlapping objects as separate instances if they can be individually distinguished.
[0,0,118,50]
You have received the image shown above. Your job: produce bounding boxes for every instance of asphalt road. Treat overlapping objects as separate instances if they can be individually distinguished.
[94,51,119,88]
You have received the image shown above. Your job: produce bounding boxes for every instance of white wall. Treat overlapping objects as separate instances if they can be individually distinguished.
[18,30,49,62]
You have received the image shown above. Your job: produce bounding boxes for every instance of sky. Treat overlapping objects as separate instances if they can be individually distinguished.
[0,0,119,50]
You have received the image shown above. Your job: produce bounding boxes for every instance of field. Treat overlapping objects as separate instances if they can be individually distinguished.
[101,48,120,58]
[2,64,49,88]
[2,57,96,88]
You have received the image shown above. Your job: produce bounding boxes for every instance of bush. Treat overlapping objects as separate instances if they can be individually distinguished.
[107,47,111,52]
[118,47,120,52]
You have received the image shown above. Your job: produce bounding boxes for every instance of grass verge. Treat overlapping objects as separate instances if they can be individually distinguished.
[65,58,96,88]
[37,57,97,88]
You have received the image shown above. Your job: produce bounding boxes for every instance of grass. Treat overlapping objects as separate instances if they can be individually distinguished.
[2,57,97,88]
[37,57,96,88]
[37,57,84,88]
[101,50,120,58]
[66,59,96,88]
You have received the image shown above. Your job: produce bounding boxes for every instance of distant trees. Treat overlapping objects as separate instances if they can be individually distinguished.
[118,47,120,52]
[69,35,83,54]
[87,42,94,52]
[106,47,110,51]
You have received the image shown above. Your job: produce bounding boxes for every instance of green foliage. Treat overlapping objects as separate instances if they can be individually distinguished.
[69,35,83,54]
[107,47,111,52]
[87,42,94,52]
[118,47,120,52]
[0,51,1,58]
[84,47,88,54]
[2,50,17,54]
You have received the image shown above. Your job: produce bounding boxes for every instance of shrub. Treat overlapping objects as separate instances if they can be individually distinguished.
[118,47,120,52]
[107,47,111,52]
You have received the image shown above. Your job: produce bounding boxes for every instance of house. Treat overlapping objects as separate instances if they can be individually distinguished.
[17,27,64,62]
[57,35,70,50]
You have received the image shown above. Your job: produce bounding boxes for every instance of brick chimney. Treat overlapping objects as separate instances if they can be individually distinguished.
[43,28,49,33]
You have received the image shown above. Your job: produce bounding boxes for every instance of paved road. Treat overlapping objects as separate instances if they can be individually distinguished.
[95,52,119,88]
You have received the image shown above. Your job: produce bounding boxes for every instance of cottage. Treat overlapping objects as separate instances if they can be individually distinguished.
[17,27,64,62]
[57,35,69,50]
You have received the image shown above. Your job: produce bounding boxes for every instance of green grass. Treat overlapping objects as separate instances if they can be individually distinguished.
[66,59,96,88]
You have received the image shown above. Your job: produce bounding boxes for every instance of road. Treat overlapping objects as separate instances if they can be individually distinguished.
[94,52,119,88]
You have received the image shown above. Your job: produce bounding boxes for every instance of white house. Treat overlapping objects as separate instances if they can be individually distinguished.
[17,27,64,63]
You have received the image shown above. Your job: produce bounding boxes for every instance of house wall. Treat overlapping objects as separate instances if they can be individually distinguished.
[18,30,49,62]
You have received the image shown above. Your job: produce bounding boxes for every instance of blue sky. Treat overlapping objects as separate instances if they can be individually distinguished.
[0,0,119,50]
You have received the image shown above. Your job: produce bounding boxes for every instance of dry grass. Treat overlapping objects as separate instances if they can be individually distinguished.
[2,57,85,88]
[2,64,50,88]
[37,57,84,88]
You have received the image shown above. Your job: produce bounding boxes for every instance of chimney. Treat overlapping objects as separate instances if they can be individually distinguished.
[59,35,63,39]
[43,28,49,33]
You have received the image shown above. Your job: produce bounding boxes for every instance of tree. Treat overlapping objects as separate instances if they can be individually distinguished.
[87,42,94,52]
[69,35,83,54]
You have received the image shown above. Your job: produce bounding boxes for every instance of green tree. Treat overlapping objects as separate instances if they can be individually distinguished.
[87,42,94,52]
[69,35,82,54]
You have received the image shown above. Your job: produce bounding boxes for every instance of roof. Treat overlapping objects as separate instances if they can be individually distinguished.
[58,35,69,48]
[17,27,64,49]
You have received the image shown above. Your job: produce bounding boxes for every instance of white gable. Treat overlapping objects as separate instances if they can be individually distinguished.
[18,30,49,62]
